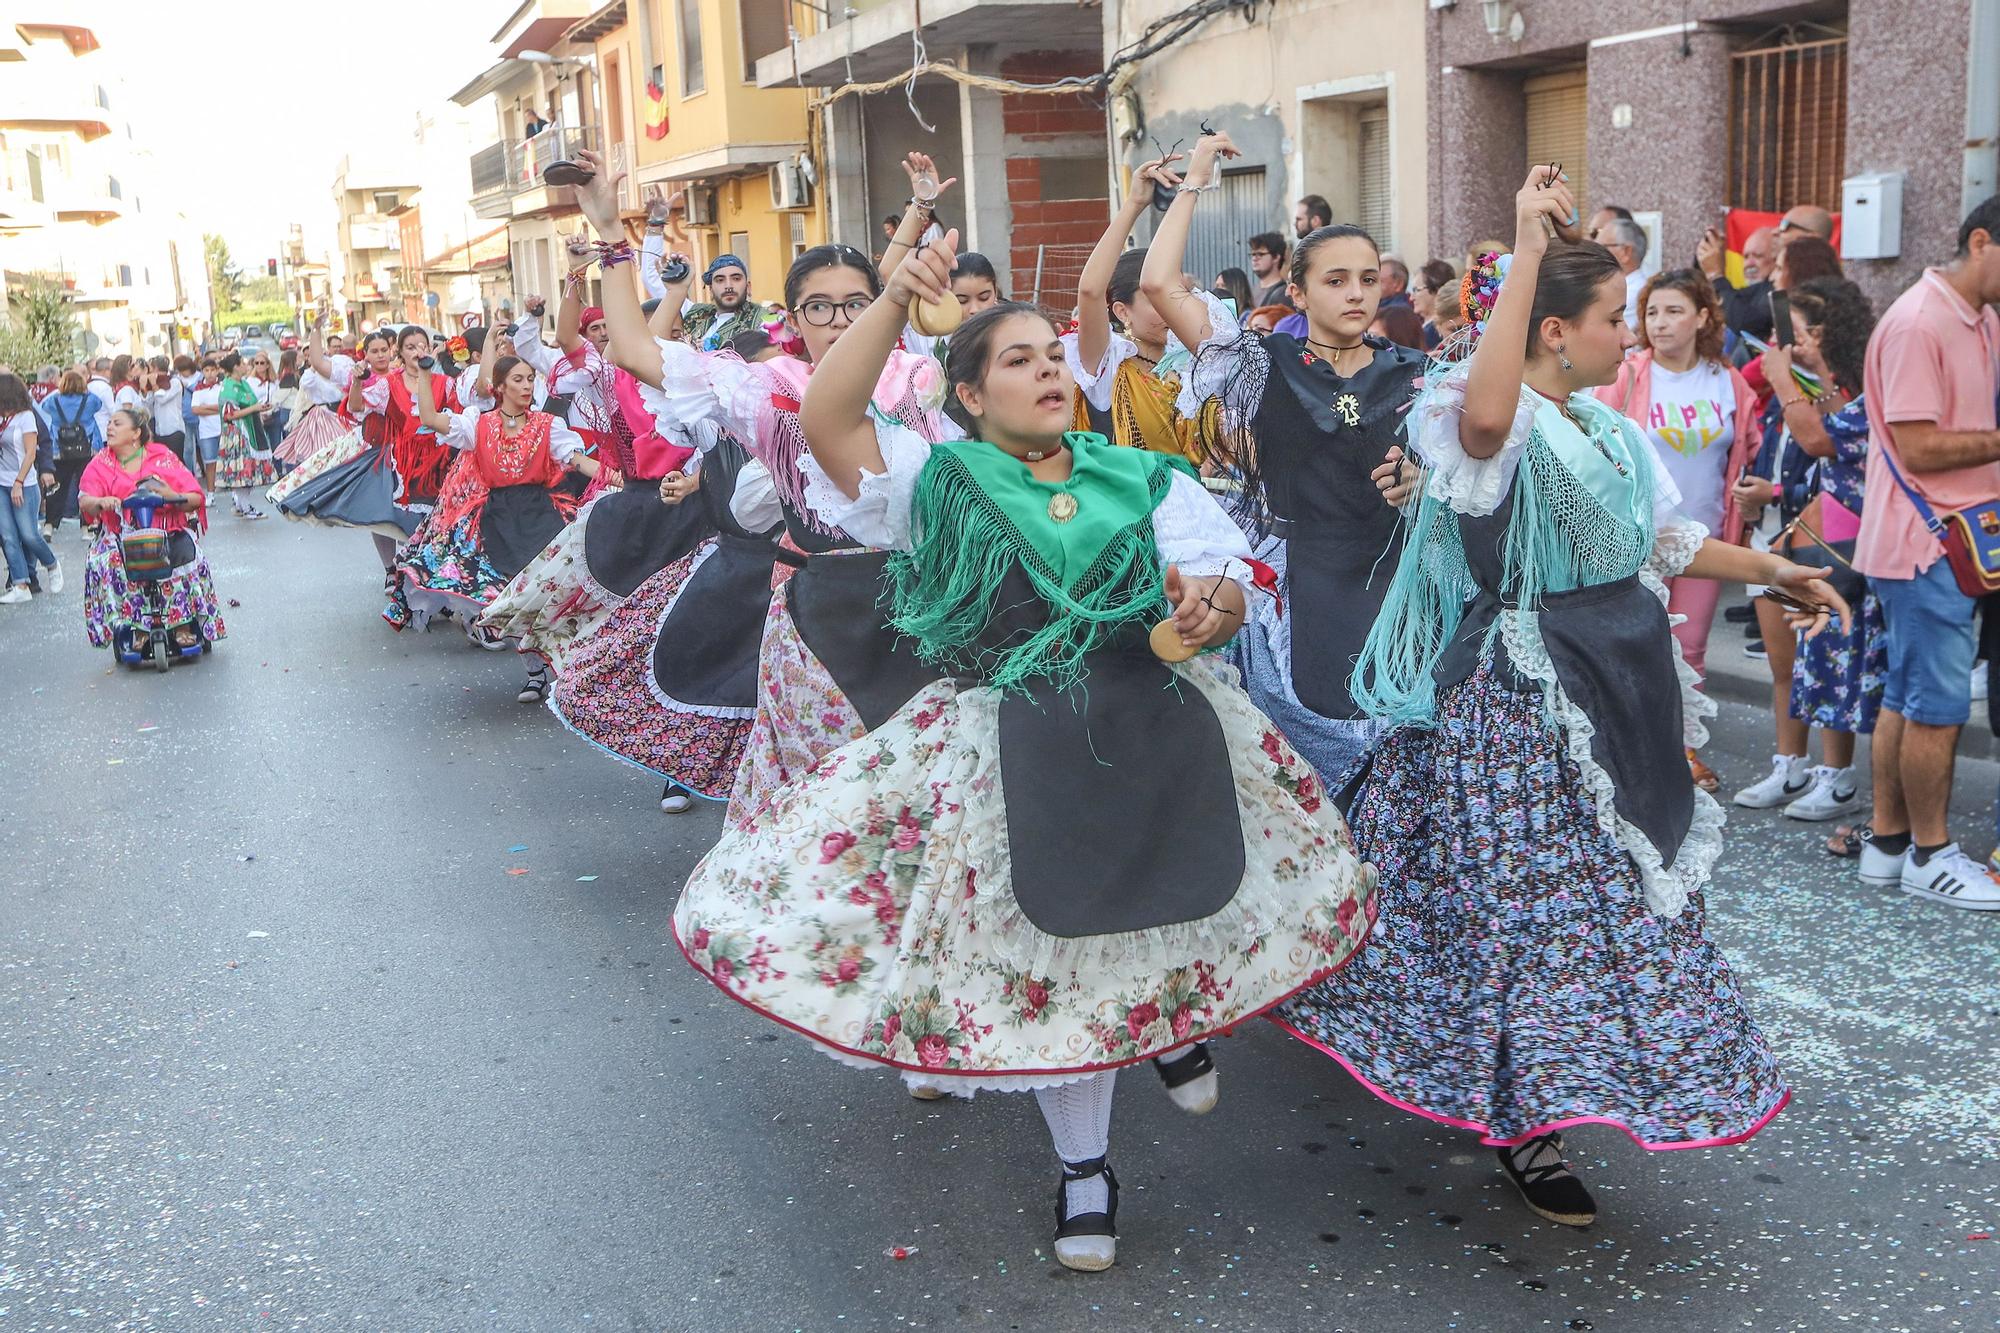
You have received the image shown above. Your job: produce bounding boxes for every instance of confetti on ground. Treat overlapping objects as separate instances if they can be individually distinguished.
[137,724,159,733]
[576,875,598,882]
[238,855,255,862]
[506,868,529,876]
[882,1246,918,1261]
[246,931,270,939]
[105,758,123,766]
[508,844,529,853]
[1970,1232,1992,1241]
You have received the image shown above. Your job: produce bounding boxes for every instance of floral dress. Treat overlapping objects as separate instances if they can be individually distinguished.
[673,429,1376,1089]
[214,377,277,491]
[1277,371,1788,1149]
[1788,396,1885,733]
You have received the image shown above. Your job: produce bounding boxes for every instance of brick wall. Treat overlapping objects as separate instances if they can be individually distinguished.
[1000,52,1109,307]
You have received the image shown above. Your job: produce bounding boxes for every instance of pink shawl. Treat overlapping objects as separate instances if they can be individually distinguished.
[613,368,694,479]
[79,442,209,534]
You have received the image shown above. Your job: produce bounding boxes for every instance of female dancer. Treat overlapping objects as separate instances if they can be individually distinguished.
[568,147,957,821]
[77,407,226,652]
[215,351,275,518]
[1144,131,1425,786]
[1278,167,1847,1226]
[392,355,597,633]
[671,231,1375,1272]
[513,266,622,473]
[273,312,359,471]
[1067,156,1212,461]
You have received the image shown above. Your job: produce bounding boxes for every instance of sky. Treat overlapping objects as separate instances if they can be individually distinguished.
[71,0,519,263]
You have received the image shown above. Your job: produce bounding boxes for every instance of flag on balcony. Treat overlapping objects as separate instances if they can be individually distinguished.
[645,79,669,141]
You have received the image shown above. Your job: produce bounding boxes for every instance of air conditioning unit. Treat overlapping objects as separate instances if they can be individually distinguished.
[685,185,719,226]
[769,162,812,210]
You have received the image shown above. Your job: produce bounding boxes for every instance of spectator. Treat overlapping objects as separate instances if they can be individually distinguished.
[1209,267,1254,320]
[146,356,187,463]
[1779,204,1835,242]
[1851,194,2000,910]
[1597,217,1650,328]
[188,361,225,494]
[1411,258,1458,348]
[86,357,114,437]
[1743,277,1882,830]
[1377,254,1412,311]
[1428,277,1467,348]
[31,366,58,405]
[1244,304,1293,335]
[1368,303,1424,349]
[1293,194,1332,239]
[1587,204,1636,241]
[38,367,104,532]
[1464,239,1510,271]
[1596,268,1760,792]
[1697,223,1778,344]
[1772,235,1842,293]
[0,372,62,604]
[1247,231,1290,308]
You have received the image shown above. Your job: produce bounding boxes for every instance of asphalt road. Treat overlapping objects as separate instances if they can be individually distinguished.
[4,513,1998,1333]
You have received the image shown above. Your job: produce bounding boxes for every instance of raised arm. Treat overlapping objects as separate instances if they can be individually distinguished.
[568,148,664,387]
[1139,134,1238,356]
[802,231,958,497]
[555,236,592,355]
[1077,154,1174,372]
[305,310,334,378]
[878,152,959,287]
[1458,167,1576,458]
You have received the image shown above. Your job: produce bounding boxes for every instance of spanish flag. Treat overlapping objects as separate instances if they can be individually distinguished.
[1723,208,1843,286]
[645,80,669,141]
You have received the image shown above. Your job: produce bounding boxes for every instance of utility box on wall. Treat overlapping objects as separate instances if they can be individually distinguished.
[1841,172,1904,260]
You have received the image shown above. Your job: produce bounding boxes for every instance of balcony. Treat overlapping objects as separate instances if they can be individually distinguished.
[503,125,597,218]
[755,0,1101,86]
[51,176,124,222]
[469,142,511,219]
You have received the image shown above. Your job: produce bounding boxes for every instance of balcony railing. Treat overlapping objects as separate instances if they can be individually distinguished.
[470,142,509,196]
[504,124,598,192]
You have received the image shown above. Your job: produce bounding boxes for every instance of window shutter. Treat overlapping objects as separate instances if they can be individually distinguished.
[1356,104,1392,246]
[1179,166,1270,294]
[1523,67,1588,215]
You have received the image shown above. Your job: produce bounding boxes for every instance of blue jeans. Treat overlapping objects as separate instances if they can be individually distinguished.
[1,483,58,584]
[1874,558,1979,727]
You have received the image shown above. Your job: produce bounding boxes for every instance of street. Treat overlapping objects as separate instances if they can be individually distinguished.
[4,515,1998,1333]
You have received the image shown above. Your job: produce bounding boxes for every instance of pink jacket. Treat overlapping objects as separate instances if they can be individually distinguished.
[1595,350,1761,546]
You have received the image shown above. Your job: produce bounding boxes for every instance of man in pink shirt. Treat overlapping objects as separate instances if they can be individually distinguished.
[1853,195,2000,909]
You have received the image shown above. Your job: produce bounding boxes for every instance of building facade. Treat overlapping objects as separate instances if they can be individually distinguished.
[0,21,208,357]
[1105,0,1432,292]
[1428,0,2000,308]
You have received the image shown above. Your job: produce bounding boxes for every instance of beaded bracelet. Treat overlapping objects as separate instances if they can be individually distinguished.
[597,240,636,268]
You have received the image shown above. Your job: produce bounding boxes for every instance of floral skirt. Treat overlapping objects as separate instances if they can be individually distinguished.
[268,420,369,508]
[548,541,754,800]
[1790,588,1885,734]
[274,404,351,466]
[478,501,612,670]
[82,529,227,648]
[1277,664,1787,1149]
[215,419,277,491]
[725,586,871,825]
[674,659,1378,1090]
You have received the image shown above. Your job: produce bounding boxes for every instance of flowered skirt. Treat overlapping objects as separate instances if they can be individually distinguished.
[548,541,756,800]
[1789,588,1885,734]
[215,418,277,491]
[274,404,351,466]
[675,659,1378,1090]
[1276,664,1787,1149]
[82,528,227,648]
[726,586,871,825]
[268,419,369,508]
[478,501,613,669]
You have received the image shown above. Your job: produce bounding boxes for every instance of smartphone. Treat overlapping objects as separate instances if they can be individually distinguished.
[1770,290,1794,347]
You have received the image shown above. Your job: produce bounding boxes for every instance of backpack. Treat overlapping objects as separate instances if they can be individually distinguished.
[50,395,91,464]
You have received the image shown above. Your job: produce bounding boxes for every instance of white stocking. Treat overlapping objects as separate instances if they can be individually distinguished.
[1035,1071,1116,1214]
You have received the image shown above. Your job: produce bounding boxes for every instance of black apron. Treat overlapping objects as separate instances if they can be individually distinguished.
[582,475,721,599]
[480,484,568,581]
[1434,485,1695,868]
[1251,335,1424,720]
[651,442,781,711]
[979,569,1245,939]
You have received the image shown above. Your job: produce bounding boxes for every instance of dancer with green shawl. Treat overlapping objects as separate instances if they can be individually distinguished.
[215,351,275,517]
[669,230,1377,1273]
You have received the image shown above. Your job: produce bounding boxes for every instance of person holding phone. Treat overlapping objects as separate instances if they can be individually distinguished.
[1596,269,1761,793]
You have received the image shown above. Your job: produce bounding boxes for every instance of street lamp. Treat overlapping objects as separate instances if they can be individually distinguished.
[1481,0,1525,41]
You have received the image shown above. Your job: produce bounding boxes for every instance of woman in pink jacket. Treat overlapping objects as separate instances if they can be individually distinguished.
[1597,269,1760,791]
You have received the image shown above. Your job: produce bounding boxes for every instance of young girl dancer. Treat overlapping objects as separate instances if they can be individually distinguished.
[1145,131,1425,786]
[567,148,956,822]
[671,229,1376,1272]
[1277,167,1848,1226]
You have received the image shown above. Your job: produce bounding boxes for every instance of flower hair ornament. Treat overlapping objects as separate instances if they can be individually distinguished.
[445,335,469,359]
[762,313,807,358]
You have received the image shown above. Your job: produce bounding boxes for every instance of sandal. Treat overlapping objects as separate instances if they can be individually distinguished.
[517,666,549,704]
[1827,824,1865,859]
[171,627,199,649]
[1687,748,1720,793]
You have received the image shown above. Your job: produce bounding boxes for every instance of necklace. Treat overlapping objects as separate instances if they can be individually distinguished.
[499,409,529,429]
[1303,336,1367,371]
[1010,439,1068,464]
[1542,392,1629,477]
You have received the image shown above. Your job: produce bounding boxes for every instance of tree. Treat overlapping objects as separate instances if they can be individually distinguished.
[0,280,81,370]
[204,233,242,309]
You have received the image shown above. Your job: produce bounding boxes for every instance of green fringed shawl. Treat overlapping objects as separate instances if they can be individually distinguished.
[887,431,1189,692]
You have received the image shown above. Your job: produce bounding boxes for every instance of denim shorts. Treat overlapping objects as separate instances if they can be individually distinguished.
[196,432,220,464]
[1874,557,1979,726]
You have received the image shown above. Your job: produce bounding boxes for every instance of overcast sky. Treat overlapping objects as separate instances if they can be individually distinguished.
[72,0,515,262]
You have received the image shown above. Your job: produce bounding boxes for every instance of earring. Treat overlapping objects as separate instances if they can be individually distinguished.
[1557,346,1574,371]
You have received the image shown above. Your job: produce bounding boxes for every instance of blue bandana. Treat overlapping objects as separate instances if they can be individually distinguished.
[703,255,747,284]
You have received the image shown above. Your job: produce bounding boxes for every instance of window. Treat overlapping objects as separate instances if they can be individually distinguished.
[107,175,122,200]
[729,230,750,263]
[1730,32,1848,212]
[1355,104,1392,245]
[25,148,42,202]
[1177,165,1268,293]
[1523,66,1588,218]
[372,190,400,214]
[118,264,133,286]
[789,212,807,260]
[606,52,626,145]
[679,0,706,97]
[740,0,788,81]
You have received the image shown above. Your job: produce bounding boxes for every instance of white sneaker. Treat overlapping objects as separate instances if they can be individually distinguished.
[0,585,30,605]
[1733,754,1813,809]
[1900,844,2000,911]
[1858,831,1907,887]
[44,559,61,594]
[1783,766,1865,821]
[660,792,692,814]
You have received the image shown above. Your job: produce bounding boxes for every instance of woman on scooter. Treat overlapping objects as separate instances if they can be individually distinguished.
[77,407,227,653]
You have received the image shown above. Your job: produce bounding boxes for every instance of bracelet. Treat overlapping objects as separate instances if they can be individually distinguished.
[596,240,636,269]
[906,197,935,216]
[1176,180,1219,196]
